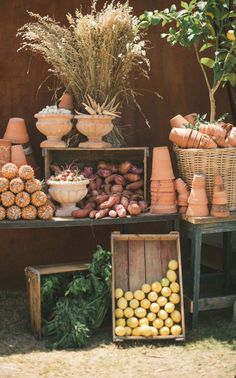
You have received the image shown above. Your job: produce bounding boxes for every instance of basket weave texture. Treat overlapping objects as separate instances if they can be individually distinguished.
[174,146,236,210]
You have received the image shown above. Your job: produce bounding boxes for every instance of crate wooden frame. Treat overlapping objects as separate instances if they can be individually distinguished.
[111,232,185,342]
[25,262,89,339]
[174,146,236,210]
[43,147,149,200]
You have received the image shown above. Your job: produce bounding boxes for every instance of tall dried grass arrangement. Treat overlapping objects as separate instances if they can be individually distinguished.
[17,1,150,145]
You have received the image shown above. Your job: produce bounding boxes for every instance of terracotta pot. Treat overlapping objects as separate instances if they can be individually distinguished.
[35,113,73,148]
[219,122,233,137]
[227,127,236,147]
[151,146,175,180]
[186,204,209,217]
[177,193,189,206]
[212,191,228,205]
[11,145,27,167]
[188,188,208,205]
[199,123,226,138]
[170,114,187,129]
[4,118,29,144]
[214,175,223,186]
[214,135,230,147]
[175,178,188,193]
[58,93,74,111]
[75,114,113,148]
[193,131,202,148]
[210,204,230,217]
[184,113,198,125]
[150,204,177,214]
[199,134,217,149]
[0,139,11,176]
[187,129,198,148]
[192,174,206,189]
[169,128,191,148]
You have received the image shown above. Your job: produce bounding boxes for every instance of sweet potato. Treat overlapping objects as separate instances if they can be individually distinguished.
[129,166,143,175]
[124,173,141,182]
[96,176,103,190]
[97,168,111,178]
[118,161,132,174]
[104,184,111,195]
[111,184,123,194]
[95,208,109,219]
[122,190,133,198]
[114,175,126,185]
[104,174,116,184]
[81,166,93,178]
[109,209,117,218]
[127,203,141,216]
[89,179,97,191]
[121,196,129,209]
[126,180,144,190]
[95,194,109,205]
[97,161,117,173]
[114,204,127,218]
[72,208,91,218]
[89,210,98,218]
[100,195,120,209]
[139,200,148,212]
[84,202,96,210]
[97,161,108,170]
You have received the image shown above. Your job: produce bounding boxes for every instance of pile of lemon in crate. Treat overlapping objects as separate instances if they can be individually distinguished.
[115,259,182,337]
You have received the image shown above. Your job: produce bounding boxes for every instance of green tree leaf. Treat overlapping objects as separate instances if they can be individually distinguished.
[200,42,213,52]
[200,57,215,68]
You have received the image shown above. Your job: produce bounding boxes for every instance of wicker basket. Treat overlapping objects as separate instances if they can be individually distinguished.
[174,146,236,210]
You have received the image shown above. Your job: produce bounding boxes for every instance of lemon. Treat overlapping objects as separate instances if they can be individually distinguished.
[164,302,175,313]
[124,326,132,336]
[166,270,177,283]
[140,325,152,337]
[140,298,151,309]
[159,326,170,336]
[168,259,178,270]
[115,288,123,299]
[150,302,160,313]
[141,283,151,293]
[132,327,141,336]
[157,296,168,307]
[150,326,158,336]
[147,312,156,322]
[161,287,172,298]
[158,309,168,320]
[169,293,180,304]
[129,298,139,309]
[134,290,145,301]
[115,326,126,336]
[124,291,133,301]
[153,318,164,329]
[171,310,182,323]
[139,317,149,326]
[124,307,134,318]
[171,324,182,336]
[170,282,180,293]
[151,281,162,293]
[115,308,124,318]
[117,297,128,310]
[160,277,170,287]
[147,291,158,302]
[135,307,147,318]
[165,317,174,328]
[115,318,126,327]
[127,316,139,328]
[227,30,236,41]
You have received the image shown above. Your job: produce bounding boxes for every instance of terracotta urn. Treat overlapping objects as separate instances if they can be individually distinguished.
[151,147,175,180]
[0,139,11,176]
[11,145,27,167]
[227,127,236,147]
[184,113,198,125]
[4,118,29,144]
[170,114,187,129]
[34,113,73,148]
[58,93,74,111]
[47,179,89,217]
[75,114,114,148]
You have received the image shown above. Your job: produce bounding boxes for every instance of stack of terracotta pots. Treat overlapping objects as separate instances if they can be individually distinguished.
[150,147,177,214]
[175,178,189,215]
[186,174,209,217]
[169,127,217,148]
[210,175,230,217]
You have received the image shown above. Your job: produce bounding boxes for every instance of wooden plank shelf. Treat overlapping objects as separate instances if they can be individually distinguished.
[0,213,179,230]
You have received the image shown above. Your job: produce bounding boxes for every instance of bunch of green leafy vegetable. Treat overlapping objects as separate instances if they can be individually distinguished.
[41,245,112,349]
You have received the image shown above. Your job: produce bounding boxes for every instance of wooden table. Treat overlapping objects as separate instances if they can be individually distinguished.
[180,213,236,328]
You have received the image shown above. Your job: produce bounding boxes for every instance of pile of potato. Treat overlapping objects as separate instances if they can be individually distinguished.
[114,259,183,338]
[68,160,148,219]
[0,163,54,221]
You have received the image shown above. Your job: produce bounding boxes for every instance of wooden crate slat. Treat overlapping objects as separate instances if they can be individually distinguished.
[144,240,162,283]
[113,240,129,292]
[128,239,145,291]
[160,239,177,275]
[31,262,89,275]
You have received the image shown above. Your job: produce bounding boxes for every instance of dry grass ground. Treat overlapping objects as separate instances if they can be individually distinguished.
[0,291,236,378]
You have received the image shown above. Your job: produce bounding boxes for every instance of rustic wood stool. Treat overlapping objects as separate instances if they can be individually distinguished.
[25,262,89,339]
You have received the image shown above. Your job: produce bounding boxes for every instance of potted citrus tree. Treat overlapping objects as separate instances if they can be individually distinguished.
[17,1,150,147]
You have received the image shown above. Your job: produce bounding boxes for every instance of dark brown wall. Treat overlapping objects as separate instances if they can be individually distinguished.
[0,1,233,288]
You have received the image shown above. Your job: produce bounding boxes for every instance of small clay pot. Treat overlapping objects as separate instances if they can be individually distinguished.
[4,118,29,144]
[186,129,198,148]
[170,114,187,129]
[186,204,209,217]
[184,113,198,125]
[188,188,208,205]
[227,127,236,147]
[219,122,233,137]
[193,132,202,148]
[177,193,189,206]
[58,93,74,111]
[212,191,228,205]
[210,204,230,217]
[11,145,27,167]
[192,174,206,189]
[199,134,217,149]
[150,204,177,214]
[199,123,226,138]
[214,175,223,186]
[175,178,188,193]
[151,146,175,180]
[169,128,191,148]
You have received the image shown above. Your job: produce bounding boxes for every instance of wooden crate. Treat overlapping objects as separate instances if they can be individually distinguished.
[43,147,149,200]
[25,262,89,339]
[111,232,185,342]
